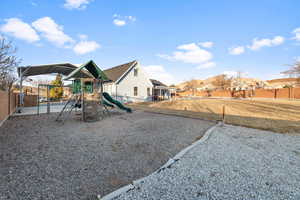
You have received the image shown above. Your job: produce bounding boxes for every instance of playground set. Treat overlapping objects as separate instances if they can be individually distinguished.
[17,60,132,122]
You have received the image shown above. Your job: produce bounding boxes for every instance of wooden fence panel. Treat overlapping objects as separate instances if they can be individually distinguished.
[24,95,38,107]
[0,90,9,122]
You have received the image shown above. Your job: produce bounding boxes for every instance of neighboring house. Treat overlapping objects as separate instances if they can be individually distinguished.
[150,79,173,100]
[103,60,154,102]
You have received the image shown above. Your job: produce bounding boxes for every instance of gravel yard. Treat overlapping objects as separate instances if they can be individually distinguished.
[115,125,300,200]
[0,110,215,199]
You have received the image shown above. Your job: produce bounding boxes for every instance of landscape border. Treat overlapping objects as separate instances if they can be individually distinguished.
[99,121,222,200]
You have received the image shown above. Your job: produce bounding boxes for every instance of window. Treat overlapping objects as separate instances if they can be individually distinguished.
[147,88,151,96]
[134,87,138,96]
[134,68,138,76]
[84,81,93,93]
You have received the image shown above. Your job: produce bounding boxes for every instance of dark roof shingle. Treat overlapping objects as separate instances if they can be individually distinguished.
[150,79,167,87]
[103,60,136,82]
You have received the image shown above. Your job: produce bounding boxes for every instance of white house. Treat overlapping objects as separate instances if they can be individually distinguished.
[103,60,154,102]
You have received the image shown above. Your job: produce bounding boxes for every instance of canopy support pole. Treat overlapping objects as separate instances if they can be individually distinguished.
[37,84,40,115]
[47,85,50,114]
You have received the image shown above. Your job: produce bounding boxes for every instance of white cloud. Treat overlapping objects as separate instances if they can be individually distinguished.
[272,36,285,45]
[143,65,175,85]
[223,71,248,78]
[177,43,199,51]
[32,17,74,47]
[248,36,284,50]
[127,16,136,22]
[64,0,93,10]
[292,28,300,42]
[158,43,213,64]
[78,34,88,40]
[0,18,39,43]
[228,46,245,55]
[30,1,37,6]
[223,71,238,77]
[113,19,126,26]
[73,40,100,54]
[197,62,216,69]
[113,14,136,26]
[199,41,214,48]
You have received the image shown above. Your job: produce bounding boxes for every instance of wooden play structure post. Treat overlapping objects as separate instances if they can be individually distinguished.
[82,78,103,122]
[81,79,85,121]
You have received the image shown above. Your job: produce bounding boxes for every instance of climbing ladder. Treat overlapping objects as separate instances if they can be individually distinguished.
[55,94,81,122]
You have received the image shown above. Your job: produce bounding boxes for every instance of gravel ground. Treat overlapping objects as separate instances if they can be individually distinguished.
[115,125,300,200]
[0,110,215,200]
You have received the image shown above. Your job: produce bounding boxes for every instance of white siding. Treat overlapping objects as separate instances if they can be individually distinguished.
[103,62,153,103]
[103,82,117,98]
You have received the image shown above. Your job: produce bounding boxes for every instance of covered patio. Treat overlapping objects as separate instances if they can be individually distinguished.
[150,79,174,101]
[17,63,92,115]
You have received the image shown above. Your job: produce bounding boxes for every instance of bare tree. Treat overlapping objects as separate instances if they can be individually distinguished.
[212,74,232,90]
[0,36,21,91]
[230,71,245,90]
[281,61,300,84]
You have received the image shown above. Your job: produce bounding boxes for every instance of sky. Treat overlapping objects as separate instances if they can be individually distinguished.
[1,0,300,85]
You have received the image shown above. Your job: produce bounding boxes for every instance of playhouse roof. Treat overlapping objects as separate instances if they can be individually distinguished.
[64,60,109,80]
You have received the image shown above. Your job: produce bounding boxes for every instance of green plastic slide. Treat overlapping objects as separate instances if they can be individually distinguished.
[102,99,114,108]
[102,92,132,113]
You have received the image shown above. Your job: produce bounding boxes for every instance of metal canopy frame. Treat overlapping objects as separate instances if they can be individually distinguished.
[17,63,92,78]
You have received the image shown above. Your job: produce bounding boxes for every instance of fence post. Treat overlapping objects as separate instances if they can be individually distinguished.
[222,105,226,123]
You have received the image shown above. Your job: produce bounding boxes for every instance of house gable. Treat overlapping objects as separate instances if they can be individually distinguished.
[103,61,136,82]
[102,60,153,102]
[115,62,153,100]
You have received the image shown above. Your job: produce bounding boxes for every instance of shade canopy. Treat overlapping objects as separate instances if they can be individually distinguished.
[64,60,109,80]
[18,63,92,78]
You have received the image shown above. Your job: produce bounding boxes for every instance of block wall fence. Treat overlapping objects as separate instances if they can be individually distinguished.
[178,88,300,99]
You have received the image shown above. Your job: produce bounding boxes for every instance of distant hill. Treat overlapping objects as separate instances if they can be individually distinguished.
[266,78,299,88]
[176,76,300,91]
[176,80,204,90]
[176,75,266,90]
